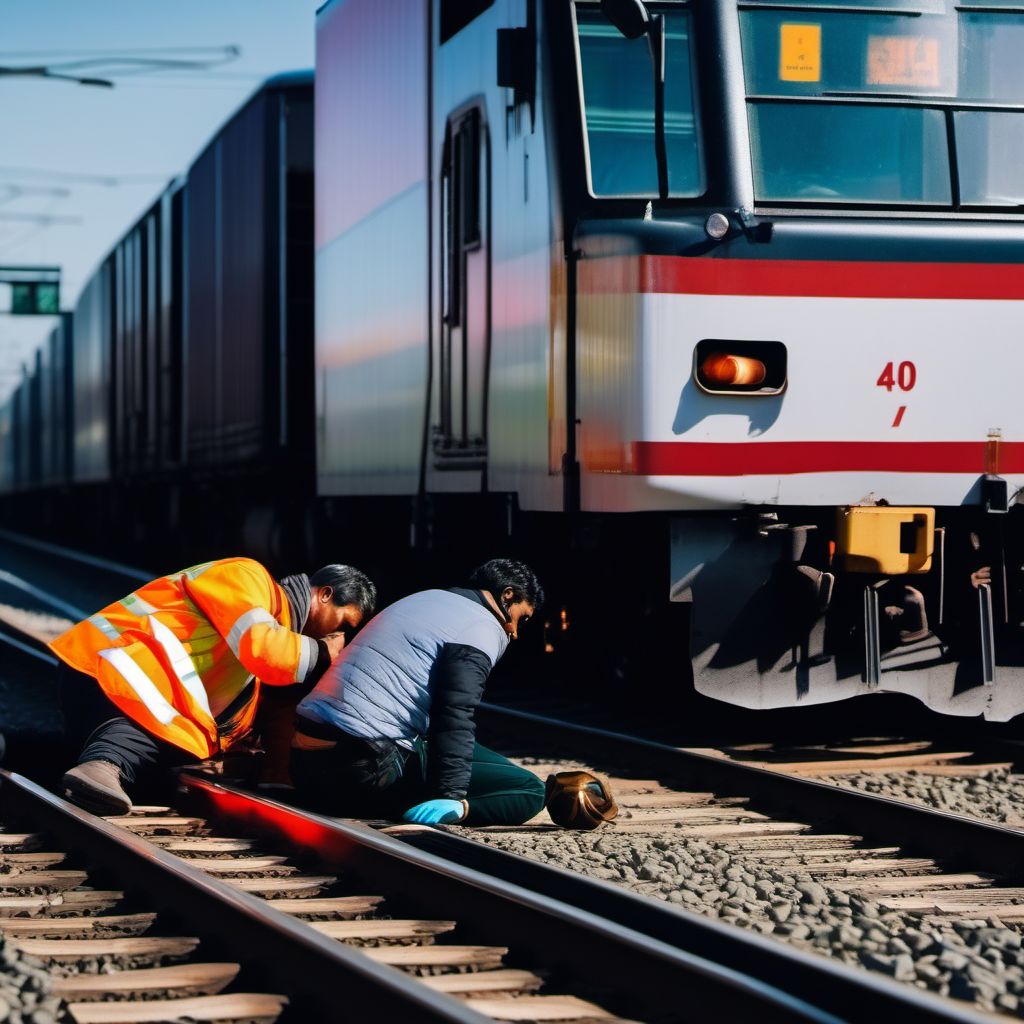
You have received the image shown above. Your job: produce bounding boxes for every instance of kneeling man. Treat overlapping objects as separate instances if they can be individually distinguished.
[291,559,545,826]
[52,558,376,814]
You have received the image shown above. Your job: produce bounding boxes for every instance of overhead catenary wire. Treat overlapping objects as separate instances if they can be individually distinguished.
[0,45,242,89]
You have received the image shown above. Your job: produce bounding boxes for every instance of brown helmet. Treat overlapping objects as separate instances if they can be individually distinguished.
[544,771,618,830]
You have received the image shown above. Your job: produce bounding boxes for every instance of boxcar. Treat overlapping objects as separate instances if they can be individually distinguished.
[38,314,73,489]
[185,72,314,475]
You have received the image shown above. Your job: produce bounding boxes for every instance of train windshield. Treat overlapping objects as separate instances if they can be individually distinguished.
[573,5,703,198]
[740,1,1024,209]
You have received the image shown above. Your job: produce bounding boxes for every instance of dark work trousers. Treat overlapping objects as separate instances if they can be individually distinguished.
[290,732,545,827]
[58,662,194,800]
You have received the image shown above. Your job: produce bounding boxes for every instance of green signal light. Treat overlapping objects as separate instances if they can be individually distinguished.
[9,281,60,315]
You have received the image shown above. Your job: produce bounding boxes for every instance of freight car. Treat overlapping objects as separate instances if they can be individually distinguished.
[0,72,314,555]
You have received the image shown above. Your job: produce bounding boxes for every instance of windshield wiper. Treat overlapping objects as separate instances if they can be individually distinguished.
[601,0,669,199]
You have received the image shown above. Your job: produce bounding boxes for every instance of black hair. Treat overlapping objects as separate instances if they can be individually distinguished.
[310,564,377,618]
[467,558,544,611]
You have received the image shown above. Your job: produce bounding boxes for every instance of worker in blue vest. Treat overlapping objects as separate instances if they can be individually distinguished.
[291,559,545,826]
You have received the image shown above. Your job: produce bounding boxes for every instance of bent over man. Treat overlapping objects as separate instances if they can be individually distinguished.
[51,558,376,815]
[291,558,546,827]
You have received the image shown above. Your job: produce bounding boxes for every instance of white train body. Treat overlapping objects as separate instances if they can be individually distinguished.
[576,247,1024,510]
[316,0,1024,719]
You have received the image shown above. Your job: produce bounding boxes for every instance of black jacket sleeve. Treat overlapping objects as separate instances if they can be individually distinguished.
[426,642,492,799]
[308,639,332,687]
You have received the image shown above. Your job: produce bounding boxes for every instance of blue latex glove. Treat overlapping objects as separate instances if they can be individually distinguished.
[402,798,466,825]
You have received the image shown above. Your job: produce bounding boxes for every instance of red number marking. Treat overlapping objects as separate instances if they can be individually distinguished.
[877,360,916,399]
[892,405,906,428]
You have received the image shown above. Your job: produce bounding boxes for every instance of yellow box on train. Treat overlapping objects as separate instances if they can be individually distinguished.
[835,506,935,575]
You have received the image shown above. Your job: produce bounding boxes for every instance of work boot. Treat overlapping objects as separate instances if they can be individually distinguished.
[62,760,132,816]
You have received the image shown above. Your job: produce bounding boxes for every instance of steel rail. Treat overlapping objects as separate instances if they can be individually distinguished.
[0,769,490,1024]
[0,623,56,664]
[476,703,1024,885]
[0,526,151,583]
[177,772,846,1024]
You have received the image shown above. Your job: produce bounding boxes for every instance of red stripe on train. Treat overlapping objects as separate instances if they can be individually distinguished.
[580,256,1024,300]
[629,441,1024,476]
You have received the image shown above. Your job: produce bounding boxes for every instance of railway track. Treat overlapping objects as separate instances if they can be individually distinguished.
[0,768,861,1024]
[0,660,997,1022]
[0,769,489,1023]
[712,739,1019,780]
[709,737,1024,829]
[470,705,1024,875]
[412,705,1024,1017]
[188,771,1002,1024]
[0,529,1020,1019]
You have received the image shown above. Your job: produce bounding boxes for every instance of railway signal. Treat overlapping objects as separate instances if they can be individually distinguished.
[0,266,60,316]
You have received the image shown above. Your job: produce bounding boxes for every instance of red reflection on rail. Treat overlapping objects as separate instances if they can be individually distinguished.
[183,779,354,866]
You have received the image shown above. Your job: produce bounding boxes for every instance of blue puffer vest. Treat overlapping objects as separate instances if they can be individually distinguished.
[297,589,508,746]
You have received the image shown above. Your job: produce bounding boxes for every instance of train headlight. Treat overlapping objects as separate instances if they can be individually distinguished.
[700,353,766,387]
[693,339,787,395]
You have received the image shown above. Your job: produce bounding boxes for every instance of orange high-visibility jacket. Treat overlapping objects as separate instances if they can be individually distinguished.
[50,557,320,759]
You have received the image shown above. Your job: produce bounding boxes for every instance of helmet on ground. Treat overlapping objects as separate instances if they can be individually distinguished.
[544,770,618,830]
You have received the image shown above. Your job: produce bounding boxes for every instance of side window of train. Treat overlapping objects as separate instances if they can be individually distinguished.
[440,0,495,43]
[436,107,490,470]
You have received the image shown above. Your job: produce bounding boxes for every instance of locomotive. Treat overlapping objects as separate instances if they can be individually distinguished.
[4,1,1024,720]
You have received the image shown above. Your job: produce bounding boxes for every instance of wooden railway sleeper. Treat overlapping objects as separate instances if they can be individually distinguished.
[2,782,671,1024]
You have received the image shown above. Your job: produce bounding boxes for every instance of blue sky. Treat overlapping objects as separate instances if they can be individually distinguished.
[0,0,319,398]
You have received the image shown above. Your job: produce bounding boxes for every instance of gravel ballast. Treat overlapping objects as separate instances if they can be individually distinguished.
[0,933,66,1023]
[824,767,1024,829]
[464,759,1024,1018]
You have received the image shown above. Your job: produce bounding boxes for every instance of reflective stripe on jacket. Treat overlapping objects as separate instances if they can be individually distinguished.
[50,557,319,759]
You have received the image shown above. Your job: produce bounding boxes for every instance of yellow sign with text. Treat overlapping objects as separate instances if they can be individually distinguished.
[780,23,821,83]
[867,36,940,88]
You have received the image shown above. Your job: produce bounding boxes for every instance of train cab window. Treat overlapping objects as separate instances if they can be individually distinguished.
[740,3,1024,211]
[573,5,703,198]
[741,8,954,206]
[956,12,1024,206]
[960,12,1024,103]
[740,8,957,100]
[955,112,1024,207]
[750,103,950,205]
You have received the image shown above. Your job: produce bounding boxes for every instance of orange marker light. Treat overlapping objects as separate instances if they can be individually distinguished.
[701,353,767,387]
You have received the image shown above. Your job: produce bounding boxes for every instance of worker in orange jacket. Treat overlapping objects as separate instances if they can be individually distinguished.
[51,557,376,815]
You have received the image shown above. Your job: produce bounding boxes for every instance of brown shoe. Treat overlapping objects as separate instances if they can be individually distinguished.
[62,760,132,816]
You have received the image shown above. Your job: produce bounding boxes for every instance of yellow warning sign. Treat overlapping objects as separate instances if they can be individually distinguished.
[779,23,821,83]
[867,35,940,88]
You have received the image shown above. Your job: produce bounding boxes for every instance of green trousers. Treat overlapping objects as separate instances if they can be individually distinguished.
[291,739,545,827]
[425,742,545,826]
